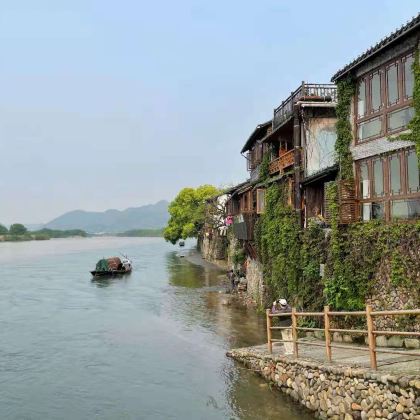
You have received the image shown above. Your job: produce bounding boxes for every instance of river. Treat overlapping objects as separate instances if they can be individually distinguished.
[0,237,312,419]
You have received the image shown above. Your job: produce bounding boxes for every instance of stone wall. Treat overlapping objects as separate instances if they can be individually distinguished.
[228,348,420,420]
[243,257,267,308]
[199,232,228,263]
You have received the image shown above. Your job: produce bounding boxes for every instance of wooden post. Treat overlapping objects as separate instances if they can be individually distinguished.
[324,305,332,363]
[366,304,377,369]
[266,309,272,354]
[292,307,298,358]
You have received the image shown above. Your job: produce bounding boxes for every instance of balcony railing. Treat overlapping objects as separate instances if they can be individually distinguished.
[273,83,337,130]
[269,150,295,175]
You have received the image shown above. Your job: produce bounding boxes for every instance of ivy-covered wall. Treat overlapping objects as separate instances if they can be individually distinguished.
[255,181,420,314]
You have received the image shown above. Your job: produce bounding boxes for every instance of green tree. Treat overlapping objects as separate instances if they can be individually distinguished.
[9,223,28,235]
[164,185,220,244]
[0,224,8,234]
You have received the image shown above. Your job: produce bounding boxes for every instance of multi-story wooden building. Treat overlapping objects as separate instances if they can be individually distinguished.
[331,14,420,222]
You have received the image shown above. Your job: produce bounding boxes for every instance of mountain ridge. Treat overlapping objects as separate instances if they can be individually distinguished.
[44,200,169,233]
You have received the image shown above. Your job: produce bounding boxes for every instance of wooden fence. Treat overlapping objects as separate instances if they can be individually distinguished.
[266,305,420,369]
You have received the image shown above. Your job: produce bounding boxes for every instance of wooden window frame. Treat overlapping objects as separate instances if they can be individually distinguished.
[355,147,420,221]
[354,50,415,144]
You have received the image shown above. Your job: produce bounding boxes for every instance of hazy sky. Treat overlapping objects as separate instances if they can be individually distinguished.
[0,1,419,224]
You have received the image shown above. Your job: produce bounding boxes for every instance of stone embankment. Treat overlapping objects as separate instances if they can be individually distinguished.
[227,347,420,419]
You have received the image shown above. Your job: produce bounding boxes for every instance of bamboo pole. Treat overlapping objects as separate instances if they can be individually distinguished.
[324,305,332,363]
[266,309,272,354]
[366,304,377,370]
[292,307,298,358]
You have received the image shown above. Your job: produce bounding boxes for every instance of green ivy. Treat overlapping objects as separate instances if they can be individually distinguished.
[393,49,420,164]
[255,184,326,310]
[335,78,355,180]
[259,152,270,182]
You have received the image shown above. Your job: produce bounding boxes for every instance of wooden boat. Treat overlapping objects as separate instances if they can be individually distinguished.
[90,256,132,277]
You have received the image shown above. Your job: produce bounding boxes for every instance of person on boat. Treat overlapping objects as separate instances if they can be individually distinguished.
[271,298,293,355]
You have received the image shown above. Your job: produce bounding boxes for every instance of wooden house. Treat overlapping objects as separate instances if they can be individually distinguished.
[331,14,420,222]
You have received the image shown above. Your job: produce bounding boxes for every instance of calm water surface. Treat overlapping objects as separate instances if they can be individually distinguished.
[0,237,312,419]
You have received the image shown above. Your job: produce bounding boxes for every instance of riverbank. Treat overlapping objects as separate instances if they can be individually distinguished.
[228,343,420,419]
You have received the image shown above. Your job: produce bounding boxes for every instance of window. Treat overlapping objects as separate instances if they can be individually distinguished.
[356,148,420,221]
[386,64,399,105]
[392,198,420,220]
[256,189,266,214]
[373,159,384,197]
[357,79,366,117]
[359,161,370,199]
[355,51,415,142]
[389,154,401,195]
[403,54,414,98]
[358,117,382,141]
[371,72,382,112]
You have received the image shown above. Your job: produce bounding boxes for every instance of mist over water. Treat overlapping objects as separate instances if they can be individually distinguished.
[0,237,311,419]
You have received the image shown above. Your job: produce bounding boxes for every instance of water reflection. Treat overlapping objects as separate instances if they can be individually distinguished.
[90,273,132,288]
[165,249,313,420]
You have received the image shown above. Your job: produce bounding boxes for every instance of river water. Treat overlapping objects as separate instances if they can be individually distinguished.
[0,237,312,419]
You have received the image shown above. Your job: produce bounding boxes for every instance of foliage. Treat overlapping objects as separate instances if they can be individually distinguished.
[163,185,220,244]
[231,248,246,267]
[259,152,271,181]
[335,78,355,180]
[117,228,163,237]
[32,228,87,238]
[324,182,420,310]
[9,223,28,235]
[393,50,420,164]
[0,224,8,234]
[255,184,301,303]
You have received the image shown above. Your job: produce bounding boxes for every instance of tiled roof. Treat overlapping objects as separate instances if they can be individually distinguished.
[331,13,420,82]
[240,120,272,153]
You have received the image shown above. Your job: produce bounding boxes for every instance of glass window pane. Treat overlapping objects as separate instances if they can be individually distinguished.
[373,159,384,196]
[407,149,420,193]
[389,155,402,195]
[404,55,414,98]
[361,203,371,221]
[358,117,382,141]
[371,73,381,111]
[361,202,384,221]
[387,107,414,132]
[386,64,399,105]
[359,162,370,199]
[372,202,385,220]
[392,199,420,220]
[357,80,366,117]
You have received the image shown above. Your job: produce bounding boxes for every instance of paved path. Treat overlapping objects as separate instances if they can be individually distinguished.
[247,338,420,374]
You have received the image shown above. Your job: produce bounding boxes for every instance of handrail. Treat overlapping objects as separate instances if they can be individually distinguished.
[265,305,420,370]
[273,83,337,129]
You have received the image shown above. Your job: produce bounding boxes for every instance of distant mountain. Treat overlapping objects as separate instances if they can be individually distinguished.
[44,201,169,233]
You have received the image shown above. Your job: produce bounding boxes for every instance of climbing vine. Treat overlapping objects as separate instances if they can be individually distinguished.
[335,78,355,180]
[259,152,270,182]
[324,181,420,310]
[393,49,420,164]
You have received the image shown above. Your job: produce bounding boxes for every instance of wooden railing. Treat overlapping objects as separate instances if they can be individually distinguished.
[268,150,295,175]
[266,305,420,369]
[273,83,337,129]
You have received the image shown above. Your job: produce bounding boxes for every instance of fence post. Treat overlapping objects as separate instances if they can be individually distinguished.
[266,309,272,353]
[366,304,377,369]
[292,307,298,358]
[324,305,332,363]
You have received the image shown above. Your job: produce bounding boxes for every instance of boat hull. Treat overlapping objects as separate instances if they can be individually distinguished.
[90,269,132,277]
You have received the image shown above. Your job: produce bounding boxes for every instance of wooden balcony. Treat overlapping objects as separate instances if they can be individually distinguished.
[273,83,337,130]
[269,150,295,175]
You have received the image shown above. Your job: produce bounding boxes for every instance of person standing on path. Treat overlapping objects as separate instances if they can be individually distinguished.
[271,299,293,355]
